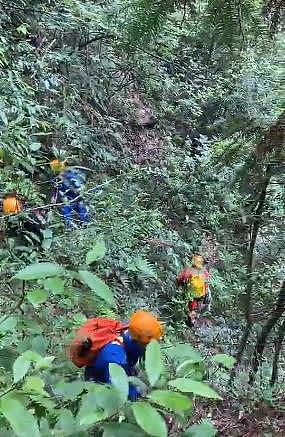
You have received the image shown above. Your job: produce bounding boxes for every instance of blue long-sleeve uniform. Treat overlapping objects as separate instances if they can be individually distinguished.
[84,331,144,401]
[51,169,89,228]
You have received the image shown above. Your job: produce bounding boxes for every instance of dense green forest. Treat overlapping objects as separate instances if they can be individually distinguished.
[0,0,284,435]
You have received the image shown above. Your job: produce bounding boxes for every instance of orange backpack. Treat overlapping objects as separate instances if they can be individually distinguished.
[67,318,128,368]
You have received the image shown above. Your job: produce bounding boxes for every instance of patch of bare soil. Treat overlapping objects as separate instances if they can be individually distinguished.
[125,90,164,164]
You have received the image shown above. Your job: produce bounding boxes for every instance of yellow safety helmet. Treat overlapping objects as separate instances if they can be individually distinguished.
[191,254,204,269]
[50,159,67,174]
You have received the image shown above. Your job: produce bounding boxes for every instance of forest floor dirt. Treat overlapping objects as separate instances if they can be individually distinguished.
[171,315,285,436]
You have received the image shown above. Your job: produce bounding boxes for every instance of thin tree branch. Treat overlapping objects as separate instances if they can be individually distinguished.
[78,33,111,50]
[270,318,285,385]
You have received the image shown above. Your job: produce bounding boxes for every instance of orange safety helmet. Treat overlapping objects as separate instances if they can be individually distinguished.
[129,310,163,345]
[191,254,204,269]
[2,194,22,215]
[50,159,67,173]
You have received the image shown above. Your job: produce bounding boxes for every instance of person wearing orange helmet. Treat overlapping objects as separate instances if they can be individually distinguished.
[49,158,89,228]
[177,253,211,326]
[70,311,163,400]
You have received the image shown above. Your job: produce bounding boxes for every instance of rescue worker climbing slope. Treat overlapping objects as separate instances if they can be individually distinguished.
[1,193,46,246]
[68,311,163,400]
[50,159,89,228]
[177,254,211,326]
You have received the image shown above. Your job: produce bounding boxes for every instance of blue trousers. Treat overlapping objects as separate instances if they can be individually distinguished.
[61,200,89,228]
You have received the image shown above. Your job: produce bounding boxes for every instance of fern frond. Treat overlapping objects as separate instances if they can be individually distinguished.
[125,0,176,46]
[204,0,264,48]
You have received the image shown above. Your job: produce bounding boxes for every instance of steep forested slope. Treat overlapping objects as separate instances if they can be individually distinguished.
[0,1,284,435]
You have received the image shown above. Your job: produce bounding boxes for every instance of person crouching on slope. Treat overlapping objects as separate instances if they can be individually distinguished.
[68,311,163,401]
[177,254,211,326]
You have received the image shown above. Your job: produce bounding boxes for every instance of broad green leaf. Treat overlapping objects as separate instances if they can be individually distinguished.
[44,276,64,295]
[55,381,86,400]
[132,402,167,437]
[79,271,115,306]
[34,356,55,370]
[13,355,31,383]
[86,239,106,264]
[79,410,108,427]
[168,379,222,400]
[109,363,129,402]
[86,385,124,415]
[29,395,55,412]
[168,344,203,363]
[31,336,49,355]
[0,396,40,437]
[27,289,49,307]
[77,393,109,427]
[184,419,218,437]
[103,423,146,437]
[22,350,41,362]
[29,142,41,151]
[148,390,192,414]
[55,409,76,436]
[0,316,17,332]
[14,262,63,280]
[23,376,49,396]
[176,360,204,379]
[145,340,164,386]
[211,354,236,369]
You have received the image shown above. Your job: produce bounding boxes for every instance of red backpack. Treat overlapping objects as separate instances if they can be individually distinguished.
[67,318,128,368]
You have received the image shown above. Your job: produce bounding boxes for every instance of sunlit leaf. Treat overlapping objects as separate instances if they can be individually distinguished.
[1,396,40,437]
[13,355,31,383]
[103,422,146,437]
[16,24,28,35]
[184,419,218,436]
[55,380,86,400]
[211,354,236,369]
[34,356,55,370]
[132,402,167,437]
[145,340,164,386]
[168,379,222,399]
[168,344,203,363]
[86,239,106,264]
[44,276,65,294]
[23,376,49,396]
[148,390,192,415]
[14,262,63,280]
[29,142,41,151]
[27,289,49,307]
[79,270,115,306]
[55,409,76,436]
[77,393,109,427]
[109,363,129,402]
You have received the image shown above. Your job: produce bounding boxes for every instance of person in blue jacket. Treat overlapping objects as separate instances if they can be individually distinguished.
[50,159,89,228]
[73,311,163,401]
[84,330,144,400]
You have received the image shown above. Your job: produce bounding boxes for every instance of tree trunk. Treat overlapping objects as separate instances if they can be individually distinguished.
[270,319,285,385]
[230,169,271,384]
[249,280,285,383]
